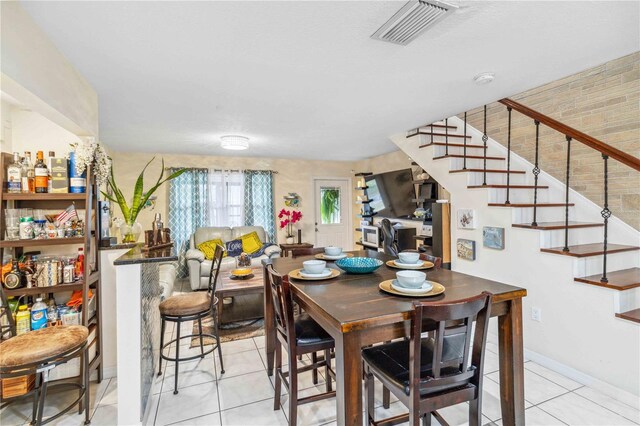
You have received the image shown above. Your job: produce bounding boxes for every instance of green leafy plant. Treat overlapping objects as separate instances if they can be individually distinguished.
[320,188,340,224]
[102,157,187,242]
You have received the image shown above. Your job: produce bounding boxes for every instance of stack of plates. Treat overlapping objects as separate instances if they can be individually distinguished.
[385,259,433,270]
[379,279,445,297]
[289,268,341,281]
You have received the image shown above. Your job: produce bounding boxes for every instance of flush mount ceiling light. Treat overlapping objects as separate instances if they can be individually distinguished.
[220,135,249,150]
[371,0,458,46]
[473,72,495,85]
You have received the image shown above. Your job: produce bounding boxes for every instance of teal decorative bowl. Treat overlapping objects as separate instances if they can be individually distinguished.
[335,257,383,274]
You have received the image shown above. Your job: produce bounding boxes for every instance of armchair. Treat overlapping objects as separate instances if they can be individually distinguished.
[186,226,281,290]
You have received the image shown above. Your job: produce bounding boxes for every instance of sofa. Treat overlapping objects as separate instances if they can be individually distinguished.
[185,226,281,290]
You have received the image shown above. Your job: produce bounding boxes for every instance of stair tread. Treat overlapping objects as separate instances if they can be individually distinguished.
[420,142,487,149]
[489,203,575,207]
[575,268,640,291]
[513,221,604,230]
[541,243,640,258]
[468,184,549,189]
[434,154,505,160]
[616,308,640,324]
[413,131,471,139]
[451,169,526,174]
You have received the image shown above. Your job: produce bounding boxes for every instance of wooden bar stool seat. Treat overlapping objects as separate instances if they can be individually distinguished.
[0,325,91,425]
[158,244,225,395]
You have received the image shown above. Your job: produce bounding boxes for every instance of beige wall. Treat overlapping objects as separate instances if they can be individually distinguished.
[109,152,356,245]
[461,52,639,229]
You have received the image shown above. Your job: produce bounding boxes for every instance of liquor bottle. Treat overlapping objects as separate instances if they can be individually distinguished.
[34,151,48,193]
[75,247,85,280]
[21,151,35,193]
[27,152,35,193]
[47,151,55,193]
[7,152,22,193]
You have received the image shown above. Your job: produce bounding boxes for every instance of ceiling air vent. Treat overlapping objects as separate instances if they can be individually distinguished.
[371,0,458,46]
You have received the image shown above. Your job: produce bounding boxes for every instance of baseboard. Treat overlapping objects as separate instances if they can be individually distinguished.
[100,366,117,380]
[524,348,640,409]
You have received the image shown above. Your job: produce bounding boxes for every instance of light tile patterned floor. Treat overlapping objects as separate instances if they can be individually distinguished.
[1,279,637,425]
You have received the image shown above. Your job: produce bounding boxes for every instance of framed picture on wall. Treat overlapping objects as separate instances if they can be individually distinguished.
[456,239,476,261]
[483,226,505,250]
[457,209,476,229]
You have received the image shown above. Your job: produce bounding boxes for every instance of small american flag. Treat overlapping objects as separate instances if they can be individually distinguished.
[56,204,78,225]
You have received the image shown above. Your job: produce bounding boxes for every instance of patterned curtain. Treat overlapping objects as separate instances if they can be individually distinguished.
[168,168,209,277]
[243,170,276,242]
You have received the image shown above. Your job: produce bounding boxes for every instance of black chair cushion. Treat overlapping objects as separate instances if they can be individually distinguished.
[362,334,467,396]
[294,313,333,347]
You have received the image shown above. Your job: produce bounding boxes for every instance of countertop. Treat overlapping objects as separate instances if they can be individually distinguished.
[113,244,178,265]
[99,243,137,251]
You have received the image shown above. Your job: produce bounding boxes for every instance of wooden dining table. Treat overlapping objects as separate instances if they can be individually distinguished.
[262,250,527,426]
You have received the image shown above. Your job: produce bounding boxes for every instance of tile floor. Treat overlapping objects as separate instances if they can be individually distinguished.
[1,280,638,425]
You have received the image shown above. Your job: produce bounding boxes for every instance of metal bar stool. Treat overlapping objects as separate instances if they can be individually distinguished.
[158,244,225,394]
[0,325,91,425]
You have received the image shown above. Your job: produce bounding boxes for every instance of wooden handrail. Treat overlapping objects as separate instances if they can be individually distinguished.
[499,98,640,172]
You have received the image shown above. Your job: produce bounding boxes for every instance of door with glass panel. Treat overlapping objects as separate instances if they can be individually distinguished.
[314,179,350,249]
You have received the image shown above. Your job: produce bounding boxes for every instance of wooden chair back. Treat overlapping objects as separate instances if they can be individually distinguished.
[420,253,442,270]
[409,292,492,401]
[207,244,225,308]
[291,247,325,258]
[266,264,296,347]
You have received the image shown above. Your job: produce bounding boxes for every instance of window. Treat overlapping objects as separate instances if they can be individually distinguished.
[320,187,341,224]
[208,170,244,227]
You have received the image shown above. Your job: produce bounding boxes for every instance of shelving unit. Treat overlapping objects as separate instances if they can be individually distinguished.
[0,152,104,379]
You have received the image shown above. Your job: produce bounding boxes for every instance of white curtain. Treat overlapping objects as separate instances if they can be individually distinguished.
[208,169,245,227]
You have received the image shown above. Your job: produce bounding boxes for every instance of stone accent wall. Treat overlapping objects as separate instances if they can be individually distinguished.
[461,52,639,229]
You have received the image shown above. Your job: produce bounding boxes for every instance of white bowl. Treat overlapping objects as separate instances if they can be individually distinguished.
[324,246,342,256]
[396,270,426,289]
[398,252,420,264]
[303,259,326,274]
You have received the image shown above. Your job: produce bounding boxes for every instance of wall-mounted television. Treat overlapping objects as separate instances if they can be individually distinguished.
[365,168,416,219]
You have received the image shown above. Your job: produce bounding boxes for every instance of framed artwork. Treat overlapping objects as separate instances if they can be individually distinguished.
[457,209,476,229]
[483,226,505,250]
[456,239,476,261]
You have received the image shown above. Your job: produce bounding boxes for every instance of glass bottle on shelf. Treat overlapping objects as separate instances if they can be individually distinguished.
[75,247,85,280]
[7,152,23,193]
[34,151,48,193]
[22,151,35,193]
[47,151,55,193]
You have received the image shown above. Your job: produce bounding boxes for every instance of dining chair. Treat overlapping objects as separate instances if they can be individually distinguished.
[362,292,492,426]
[266,264,336,425]
[419,253,442,270]
[291,247,325,258]
[380,219,398,256]
[158,244,225,394]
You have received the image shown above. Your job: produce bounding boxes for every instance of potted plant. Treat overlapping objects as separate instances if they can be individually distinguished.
[103,158,187,243]
[278,208,302,244]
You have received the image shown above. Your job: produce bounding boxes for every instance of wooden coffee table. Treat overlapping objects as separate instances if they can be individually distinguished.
[216,268,264,324]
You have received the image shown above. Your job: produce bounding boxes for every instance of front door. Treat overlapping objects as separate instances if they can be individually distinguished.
[314,178,351,249]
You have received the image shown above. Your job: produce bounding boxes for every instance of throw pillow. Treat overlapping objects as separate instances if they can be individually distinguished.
[197,239,225,260]
[225,239,243,257]
[240,231,262,254]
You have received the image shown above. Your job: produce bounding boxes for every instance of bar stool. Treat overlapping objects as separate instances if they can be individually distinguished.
[158,244,224,394]
[0,325,91,425]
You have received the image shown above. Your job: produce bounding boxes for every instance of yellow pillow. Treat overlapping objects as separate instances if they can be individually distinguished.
[198,239,225,259]
[240,231,262,254]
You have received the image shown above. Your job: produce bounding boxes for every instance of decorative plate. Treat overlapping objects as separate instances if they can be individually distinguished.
[379,279,445,297]
[314,253,354,261]
[385,260,434,270]
[289,268,341,281]
[335,257,384,274]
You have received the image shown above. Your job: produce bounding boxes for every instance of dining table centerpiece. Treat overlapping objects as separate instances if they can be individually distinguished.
[103,157,187,243]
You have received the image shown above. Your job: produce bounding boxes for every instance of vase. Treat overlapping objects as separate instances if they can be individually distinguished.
[286,236,295,244]
[120,221,142,243]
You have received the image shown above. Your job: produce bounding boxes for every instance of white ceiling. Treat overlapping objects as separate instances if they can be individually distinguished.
[19,1,640,161]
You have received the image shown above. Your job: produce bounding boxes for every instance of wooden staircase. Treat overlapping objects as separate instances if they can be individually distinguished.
[406,102,640,324]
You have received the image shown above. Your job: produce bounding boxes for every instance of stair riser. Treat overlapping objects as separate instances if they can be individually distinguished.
[444,158,506,169]
[431,145,490,156]
[574,253,640,278]
[485,188,551,204]
[539,227,608,248]
[614,291,640,317]
[464,172,528,186]
[511,207,577,224]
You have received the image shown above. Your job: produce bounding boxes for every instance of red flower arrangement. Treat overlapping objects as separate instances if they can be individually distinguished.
[278,208,302,237]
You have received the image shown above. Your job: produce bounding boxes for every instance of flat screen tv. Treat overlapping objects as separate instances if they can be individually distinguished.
[365,168,416,219]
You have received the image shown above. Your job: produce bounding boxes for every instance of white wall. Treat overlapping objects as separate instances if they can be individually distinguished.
[0,99,13,152]
[393,116,640,400]
[11,108,81,156]
[1,2,98,138]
